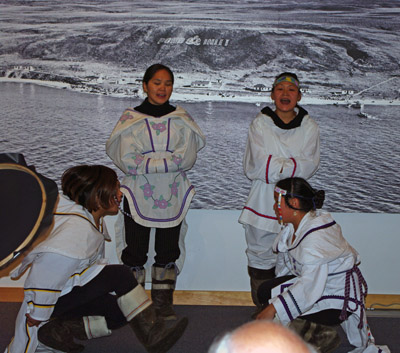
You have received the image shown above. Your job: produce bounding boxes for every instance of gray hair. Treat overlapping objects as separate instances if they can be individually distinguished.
[208,321,314,353]
[208,332,233,353]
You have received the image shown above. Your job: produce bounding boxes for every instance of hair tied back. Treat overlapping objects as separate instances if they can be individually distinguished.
[313,190,325,209]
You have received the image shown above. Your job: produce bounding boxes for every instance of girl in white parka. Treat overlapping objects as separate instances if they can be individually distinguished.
[256,177,390,353]
[239,73,320,311]
[4,165,187,353]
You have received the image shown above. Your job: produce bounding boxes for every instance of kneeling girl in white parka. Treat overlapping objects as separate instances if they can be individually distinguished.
[256,177,389,353]
[5,165,187,353]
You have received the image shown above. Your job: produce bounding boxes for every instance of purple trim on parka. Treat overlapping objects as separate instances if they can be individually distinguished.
[277,294,294,321]
[163,158,168,172]
[145,158,151,174]
[121,184,194,222]
[280,282,293,292]
[316,295,362,307]
[288,289,302,316]
[145,119,155,152]
[166,118,173,153]
[280,295,362,324]
[276,282,296,320]
[289,221,336,251]
[317,294,365,328]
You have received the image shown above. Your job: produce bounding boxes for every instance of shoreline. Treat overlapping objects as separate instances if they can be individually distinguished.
[1,77,399,106]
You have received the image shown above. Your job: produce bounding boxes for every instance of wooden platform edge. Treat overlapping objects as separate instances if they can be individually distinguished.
[1,287,400,309]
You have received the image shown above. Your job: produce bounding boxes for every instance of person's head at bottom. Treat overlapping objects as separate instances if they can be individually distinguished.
[208,320,313,353]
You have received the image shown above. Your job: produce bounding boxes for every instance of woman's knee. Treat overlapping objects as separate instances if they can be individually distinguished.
[100,265,138,294]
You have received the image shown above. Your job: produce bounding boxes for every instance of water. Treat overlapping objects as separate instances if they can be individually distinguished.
[1,82,399,213]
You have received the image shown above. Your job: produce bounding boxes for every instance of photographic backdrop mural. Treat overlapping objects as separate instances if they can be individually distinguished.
[1,0,399,212]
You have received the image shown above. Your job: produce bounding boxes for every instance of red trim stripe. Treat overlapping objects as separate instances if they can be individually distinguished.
[266,155,272,183]
[243,206,277,220]
[126,298,152,319]
[290,157,297,177]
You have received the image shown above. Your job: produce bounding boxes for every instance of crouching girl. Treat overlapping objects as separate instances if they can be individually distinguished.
[256,177,389,353]
[5,165,187,353]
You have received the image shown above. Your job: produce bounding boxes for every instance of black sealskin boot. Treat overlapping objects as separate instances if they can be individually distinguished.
[132,266,146,288]
[248,266,276,317]
[129,304,188,353]
[151,264,178,321]
[38,317,87,353]
[289,318,341,353]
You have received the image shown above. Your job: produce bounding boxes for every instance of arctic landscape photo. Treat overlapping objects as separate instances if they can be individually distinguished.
[1,0,399,212]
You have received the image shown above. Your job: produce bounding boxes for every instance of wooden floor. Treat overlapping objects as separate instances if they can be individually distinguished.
[1,287,400,309]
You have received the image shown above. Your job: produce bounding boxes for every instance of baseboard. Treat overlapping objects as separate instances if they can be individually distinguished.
[1,287,400,309]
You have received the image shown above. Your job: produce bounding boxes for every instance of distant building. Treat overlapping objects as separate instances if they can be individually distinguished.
[330,90,355,96]
[191,80,211,88]
[254,84,268,91]
[12,65,34,71]
[118,77,136,85]
[244,83,269,92]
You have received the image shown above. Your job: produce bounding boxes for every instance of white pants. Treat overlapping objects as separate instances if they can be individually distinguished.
[244,224,278,270]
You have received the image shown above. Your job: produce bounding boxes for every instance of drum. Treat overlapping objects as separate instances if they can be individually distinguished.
[0,153,58,270]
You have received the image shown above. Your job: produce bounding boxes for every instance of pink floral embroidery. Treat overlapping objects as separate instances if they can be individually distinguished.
[120,112,133,123]
[170,182,179,197]
[133,154,144,165]
[151,122,167,135]
[173,156,182,166]
[140,183,154,199]
[128,167,138,178]
[154,199,168,209]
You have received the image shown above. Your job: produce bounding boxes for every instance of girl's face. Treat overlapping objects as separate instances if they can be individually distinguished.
[98,182,122,217]
[271,81,301,115]
[143,69,173,105]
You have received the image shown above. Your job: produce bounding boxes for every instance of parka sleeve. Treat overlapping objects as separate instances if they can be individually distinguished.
[270,262,328,325]
[23,253,82,322]
[243,118,273,181]
[243,117,320,184]
[146,129,201,174]
[106,116,204,176]
[266,121,320,184]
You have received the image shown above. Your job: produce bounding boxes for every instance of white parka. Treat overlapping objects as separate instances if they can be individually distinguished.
[239,107,320,233]
[5,195,110,353]
[271,211,389,353]
[106,106,205,229]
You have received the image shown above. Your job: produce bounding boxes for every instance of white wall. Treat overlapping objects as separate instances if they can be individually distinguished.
[1,210,399,294]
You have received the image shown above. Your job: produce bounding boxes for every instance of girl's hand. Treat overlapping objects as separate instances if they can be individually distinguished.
[256,304,277,321]
[25,313,43,327]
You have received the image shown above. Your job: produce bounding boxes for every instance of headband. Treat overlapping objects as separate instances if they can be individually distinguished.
[274,186,287,226]
[274,185,317,214]
[273,75,300,88]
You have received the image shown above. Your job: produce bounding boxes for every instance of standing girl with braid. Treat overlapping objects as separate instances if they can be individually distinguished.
[256,177,389,353]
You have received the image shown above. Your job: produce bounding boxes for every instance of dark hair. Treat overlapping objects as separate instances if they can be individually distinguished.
[61,165,118,212]
[276,177,325,212]
[272,72,300,91]
[142,64,174,85]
